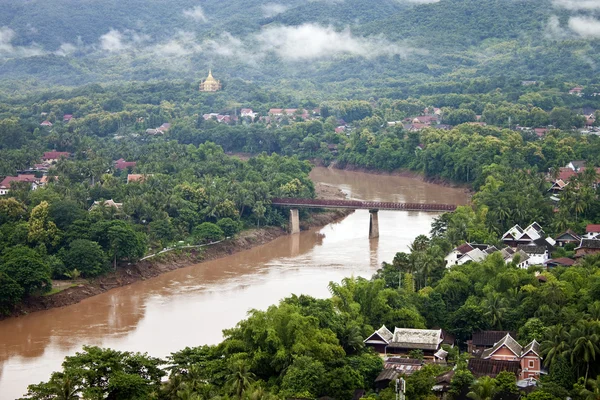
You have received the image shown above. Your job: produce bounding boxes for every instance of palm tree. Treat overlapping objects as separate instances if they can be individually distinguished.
[570,321,600,381]
[581,375,600,400]
[226,361,255,399]
[589,302,600,321]
[541,324,570,369]
[467,376,497,400]
[482,292,507,330]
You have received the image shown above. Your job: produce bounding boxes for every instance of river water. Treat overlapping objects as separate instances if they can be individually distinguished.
[0,167,469,399]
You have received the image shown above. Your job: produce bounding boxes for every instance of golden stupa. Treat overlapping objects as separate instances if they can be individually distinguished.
[199,70,222,92]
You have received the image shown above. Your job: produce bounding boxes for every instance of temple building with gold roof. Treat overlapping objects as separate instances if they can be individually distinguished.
[199,70,221,92]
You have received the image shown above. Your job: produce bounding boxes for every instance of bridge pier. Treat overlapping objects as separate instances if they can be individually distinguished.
[289,209,300,234]
[369,209,379,239]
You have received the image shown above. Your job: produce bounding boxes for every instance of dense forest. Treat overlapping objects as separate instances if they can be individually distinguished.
[0,0,600,93]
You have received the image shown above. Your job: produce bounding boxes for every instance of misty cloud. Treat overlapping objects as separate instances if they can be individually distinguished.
[569,16,600,38]
[0,26,45,57]
[151,31,203,57]
[545,15,571,39]
[55,43,77,56]
[252,24,414,60]
[262,3,289,17]
[553,0,600,10]
[99,29,148,52]
[183,5,208,22]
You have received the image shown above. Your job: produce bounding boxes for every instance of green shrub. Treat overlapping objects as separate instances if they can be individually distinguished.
[217,218,241,238]
[193,223,224,243]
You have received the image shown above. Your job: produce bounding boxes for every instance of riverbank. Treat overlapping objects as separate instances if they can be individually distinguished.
[2,184,352,319]
[330,161,473,192]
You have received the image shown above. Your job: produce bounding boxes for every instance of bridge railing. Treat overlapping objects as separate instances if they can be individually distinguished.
[271,198,457,211]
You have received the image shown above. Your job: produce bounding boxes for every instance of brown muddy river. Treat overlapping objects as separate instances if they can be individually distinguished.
[0,167,469,399]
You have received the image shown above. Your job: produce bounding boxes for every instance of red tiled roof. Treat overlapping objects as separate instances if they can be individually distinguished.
[114,159,137,170]
[456,242,474,255]
[545,257,575,266]
[0,174,38,188]
[558,168,577,181]
[587,224,600,233]
[42,151,70,160]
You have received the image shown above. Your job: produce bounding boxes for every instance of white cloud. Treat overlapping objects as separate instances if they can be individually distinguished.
[151,31,203,57]
[262,3,289,17]
[553,0,600,10]
[569,16,600,37]
[100,29,128,52]
[0,26,45,57]
[252,24,413,60]
[545,15,570,39]
[183,5,208,22]
[55,42,77,56]
[403,0,440,3]
[99,29,148,52]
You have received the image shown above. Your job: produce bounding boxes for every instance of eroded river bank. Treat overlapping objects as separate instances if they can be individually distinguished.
[0,167,470,399]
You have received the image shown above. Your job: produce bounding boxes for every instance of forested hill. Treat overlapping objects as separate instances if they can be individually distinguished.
[0,0,599,92]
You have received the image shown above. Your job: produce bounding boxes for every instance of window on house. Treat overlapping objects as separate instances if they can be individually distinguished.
[529,360,534,368]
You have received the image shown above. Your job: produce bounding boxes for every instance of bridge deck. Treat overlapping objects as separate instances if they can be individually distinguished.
[271,198,457,212]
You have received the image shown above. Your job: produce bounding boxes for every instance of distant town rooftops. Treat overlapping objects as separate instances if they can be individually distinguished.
[114,158,137,170]
[42,151,70,161]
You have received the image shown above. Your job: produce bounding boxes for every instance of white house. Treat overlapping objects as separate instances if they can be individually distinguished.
[517,244,549,265]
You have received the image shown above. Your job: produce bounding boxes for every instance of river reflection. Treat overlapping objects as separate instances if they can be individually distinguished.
[0,167,469,399]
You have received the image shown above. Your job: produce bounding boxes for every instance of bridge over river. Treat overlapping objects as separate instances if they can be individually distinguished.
[271,198,458,238]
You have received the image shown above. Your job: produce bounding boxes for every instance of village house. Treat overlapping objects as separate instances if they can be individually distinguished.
[114,158,137,170]
[554,229,581,247]
[467,331,516,355]
[548,179,568,194]
[585,224,600,239]
[468,358,521,379]
[0,174,48,195]
[444,243,498,267]
[375,358,424,391]
[500,248,530,268]
[89,199,123,211]
[544,257,575,268]
[364,326,446,360]
[501,222,555,251]
[567,160,586,172]
[516,244,549,265]
[444,242,538,268]
[240,108,256,119]
[145,123,171,135]
[432,370,454,400]
[480,333,542,380]
[157,123,171,132]
[534,128,548,137]
[63,114,73,122]
[42,151,70,163]
[127,174,152,183]
[40,120,53,127]
[202,114,234,124]
[575,238,600,258]
[569,86,584,96]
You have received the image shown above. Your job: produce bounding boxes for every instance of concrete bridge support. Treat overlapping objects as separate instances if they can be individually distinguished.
[289,209,300,234]
[369,209,379,239]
